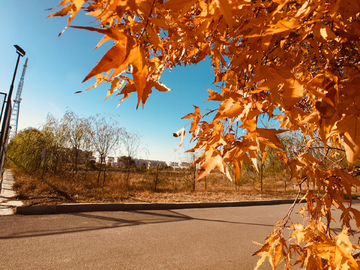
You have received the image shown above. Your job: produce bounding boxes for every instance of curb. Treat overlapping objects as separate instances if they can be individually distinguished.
[15,199,301,215]
[14,195,360,215]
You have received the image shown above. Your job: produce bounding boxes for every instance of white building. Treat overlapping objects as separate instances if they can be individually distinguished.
[95,156,105,163]
[106,156,114,163]
[179,162,191,168]
[92,156,169,168]
[168,161,179,169]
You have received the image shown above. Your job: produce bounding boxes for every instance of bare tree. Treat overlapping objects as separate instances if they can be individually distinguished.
[121,132,147,187]
[62,110,91,175]
[42,113,69,172]
[89,114,123,186]
[183,147,202,192]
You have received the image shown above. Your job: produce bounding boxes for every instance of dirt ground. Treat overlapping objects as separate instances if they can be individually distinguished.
[9,167,359,206]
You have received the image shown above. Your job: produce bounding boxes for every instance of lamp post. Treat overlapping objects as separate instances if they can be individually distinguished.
[7,45,26,108]
[0,45,26,174]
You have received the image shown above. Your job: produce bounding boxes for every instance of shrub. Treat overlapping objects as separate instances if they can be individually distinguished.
[7,128,48,173]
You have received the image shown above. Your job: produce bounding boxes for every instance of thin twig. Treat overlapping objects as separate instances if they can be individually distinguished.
[278,177,306,229]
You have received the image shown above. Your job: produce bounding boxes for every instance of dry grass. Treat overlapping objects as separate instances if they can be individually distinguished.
[10,166,360,206]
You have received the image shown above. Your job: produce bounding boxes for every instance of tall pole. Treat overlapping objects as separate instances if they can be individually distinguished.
[8,53,21,102]
[0,45,25,187]
[0,45,25,144]
[6,46,25,108]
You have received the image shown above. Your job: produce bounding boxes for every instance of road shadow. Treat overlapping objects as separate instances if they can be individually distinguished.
[0,209,276,239]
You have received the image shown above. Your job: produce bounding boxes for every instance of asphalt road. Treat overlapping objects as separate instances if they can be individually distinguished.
[1,202,358,270]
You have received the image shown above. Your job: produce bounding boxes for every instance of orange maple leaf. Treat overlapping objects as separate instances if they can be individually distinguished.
[329,116,360,170]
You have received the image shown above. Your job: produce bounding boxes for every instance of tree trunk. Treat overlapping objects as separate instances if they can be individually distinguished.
[102,163,106,187]
[154,164,159,192]
[260,162,263,193]
[273,162,276,194]
[192,167,196,192]
[75,148,79,175]
[126,167,130,188]
[84,166,88,182]
[97,155,103,186]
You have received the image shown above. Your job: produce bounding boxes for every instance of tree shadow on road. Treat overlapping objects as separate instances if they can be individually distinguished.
[0,209,276,239]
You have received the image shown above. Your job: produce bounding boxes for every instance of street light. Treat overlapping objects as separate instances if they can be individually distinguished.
[14,45,26,57]
[0,45,26,160]
[0,45,26,189]
[8,45,26,104]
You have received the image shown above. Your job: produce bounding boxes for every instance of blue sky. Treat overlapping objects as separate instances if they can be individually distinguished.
[0,1,220,162]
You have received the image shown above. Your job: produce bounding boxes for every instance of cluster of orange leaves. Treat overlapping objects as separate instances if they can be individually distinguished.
[50,0,360,268]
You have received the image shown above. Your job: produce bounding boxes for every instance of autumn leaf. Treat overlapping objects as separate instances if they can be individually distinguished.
[218,102,244,119]
[140,80,172,107]
[83,44,130,83]
[297,111,320,127]
[162,0,198,12]
[172,127,186,151]
[104,77,121,101]
[282,77,304,109]
[182,106,201,135]
[48,0,85,35]
[205,89,224,102]
[313,22,337,41]
[70,26,128,42]
[214,0,233,29]
[195,149,232,181]
[150,81,172,93]
[81,33,148,108]
[145,25,163,49]
[116,82,136,103]
[48,4,73,17]
[329,115,360,170]
[133,64,149,109]
[256,128,286,150]
[350,208,360,230]
[333,229,359,268]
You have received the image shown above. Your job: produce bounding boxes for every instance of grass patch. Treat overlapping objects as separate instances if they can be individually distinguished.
[9,165,352,206]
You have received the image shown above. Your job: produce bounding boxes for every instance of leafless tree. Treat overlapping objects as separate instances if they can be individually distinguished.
[89,114,124,186]
[121,132,148,187]
[42,113,69,172]
[62,110,91,174]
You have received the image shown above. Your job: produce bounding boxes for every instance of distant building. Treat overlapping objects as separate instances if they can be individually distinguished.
[179,162,191,168]
[106,156,114,163]
[96,156,106,163]
[91,156,169,168]
[134,158,167,168]
[167,161,200,170]
[112,157,122,167]
[168,161,179,169]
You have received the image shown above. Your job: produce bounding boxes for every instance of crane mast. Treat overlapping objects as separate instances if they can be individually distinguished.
[10,58,28,138]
